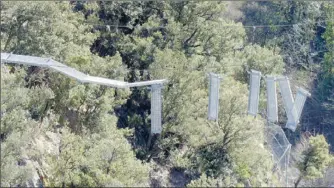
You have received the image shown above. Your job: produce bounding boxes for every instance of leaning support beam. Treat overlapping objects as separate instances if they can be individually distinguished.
[277,76,294,116]
[248,70,262,116]
[286,87,311,131]
[277,76,295,130]
[208,72,222,121]
[1,53,167,88]
[266,76,278,123]
[151,84,163,134]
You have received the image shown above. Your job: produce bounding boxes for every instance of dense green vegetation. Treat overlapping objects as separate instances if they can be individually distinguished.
[1,1,333,187]
[295,135,333,187]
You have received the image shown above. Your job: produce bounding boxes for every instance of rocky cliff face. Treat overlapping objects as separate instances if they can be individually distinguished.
[149,163,191,187]
[18,131,61,187]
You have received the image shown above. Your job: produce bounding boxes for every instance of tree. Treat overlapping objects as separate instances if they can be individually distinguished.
[2,1,324,187]
[1,2,148,186]
[0,65,55,187]
[46,120,149,187]
[295,135,333,187]
[302,2,334,149]
[319,2,334,101]
[187,174,242,187]
[241,1,323,70]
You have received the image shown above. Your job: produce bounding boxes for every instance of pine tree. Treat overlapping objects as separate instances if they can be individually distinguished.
[295,135,333,187]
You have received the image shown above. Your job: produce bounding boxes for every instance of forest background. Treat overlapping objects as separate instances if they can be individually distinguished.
[1,0,334,187]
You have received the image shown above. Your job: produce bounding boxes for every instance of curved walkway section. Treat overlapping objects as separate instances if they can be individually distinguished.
[0,53,167,88]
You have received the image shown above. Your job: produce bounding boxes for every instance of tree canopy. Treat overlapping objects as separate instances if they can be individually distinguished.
[1,1,333,187]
